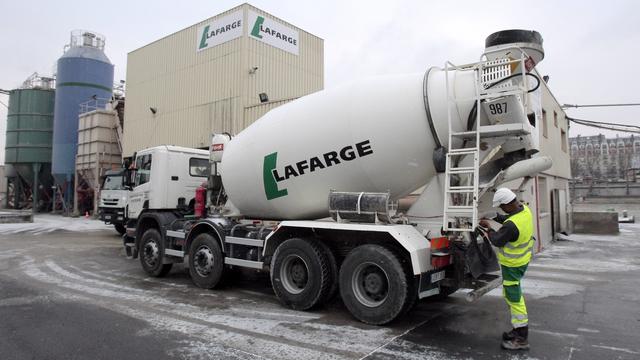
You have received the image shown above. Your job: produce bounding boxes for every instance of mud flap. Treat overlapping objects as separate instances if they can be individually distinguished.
[465,230,499,278]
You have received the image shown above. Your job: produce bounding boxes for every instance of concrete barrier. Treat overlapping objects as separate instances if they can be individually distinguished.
[0,210,33,224]
[572,211,619,234]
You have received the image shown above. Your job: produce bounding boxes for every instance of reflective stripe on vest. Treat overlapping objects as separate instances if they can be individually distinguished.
[498,204,534,267]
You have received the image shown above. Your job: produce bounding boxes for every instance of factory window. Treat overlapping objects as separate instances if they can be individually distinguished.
[189,158,210,177]
[135,154,152,186]
[553,111,558,127]
[561,130,567,152]
[542,109,548,138]
[538,177,549,214]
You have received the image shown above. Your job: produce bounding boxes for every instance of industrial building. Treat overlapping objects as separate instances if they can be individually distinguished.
[122,3,324,156]
[570,134,640,181]
[535,79,572,247]
[502,74,572,250]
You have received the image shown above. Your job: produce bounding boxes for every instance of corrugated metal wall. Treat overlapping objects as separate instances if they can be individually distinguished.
[243,98,296,127]
[123,4,324,156]
[76,110,121,172]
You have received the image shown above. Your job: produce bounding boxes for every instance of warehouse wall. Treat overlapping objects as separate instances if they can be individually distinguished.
[500,77,572,251]
[242,4,324,126]
[123,4,324,156]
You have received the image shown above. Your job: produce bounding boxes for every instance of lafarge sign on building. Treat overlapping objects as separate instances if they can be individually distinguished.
[196,10,299,55]
[248,10,299,55]
[197,10,243,52]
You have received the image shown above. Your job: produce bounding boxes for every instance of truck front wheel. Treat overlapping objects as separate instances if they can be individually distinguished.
[139,228,173,277]
[188,233,225,289]
[115,223,126,235]
[270,238,333,310]
[339,244,409,325]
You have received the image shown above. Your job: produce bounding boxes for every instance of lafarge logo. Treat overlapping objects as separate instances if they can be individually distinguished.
[248,10,299,55]
[263,140,374,200]
[196,10,243,52]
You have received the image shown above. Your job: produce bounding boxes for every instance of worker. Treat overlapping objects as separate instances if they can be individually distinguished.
[479,187,534,351]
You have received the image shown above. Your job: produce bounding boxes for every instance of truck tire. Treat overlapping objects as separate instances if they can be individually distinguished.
[315,240,338,304]
[339,244,409,325]
[401,275,419,316]
[139,228,173,277]
[188,233,225,289]
[270,238,332,310]
[115,223,126,235]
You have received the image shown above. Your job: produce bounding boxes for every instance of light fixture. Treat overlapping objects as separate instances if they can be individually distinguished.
[259,93,269,103]
[149,107,157,114]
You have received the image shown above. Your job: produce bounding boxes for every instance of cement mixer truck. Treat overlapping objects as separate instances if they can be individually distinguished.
[123,29,552,325]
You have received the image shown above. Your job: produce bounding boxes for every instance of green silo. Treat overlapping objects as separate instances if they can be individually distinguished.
[5,87,55,210]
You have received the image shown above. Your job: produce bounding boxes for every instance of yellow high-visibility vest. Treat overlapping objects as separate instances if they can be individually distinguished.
[498,205,534,267]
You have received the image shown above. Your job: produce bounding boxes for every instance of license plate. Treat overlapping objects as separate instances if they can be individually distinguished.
[431,270,445,283]
[104,215,111,220]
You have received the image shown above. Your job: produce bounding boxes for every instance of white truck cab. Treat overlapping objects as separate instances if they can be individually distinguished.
[126,146,210,221]
[98,169,128,234]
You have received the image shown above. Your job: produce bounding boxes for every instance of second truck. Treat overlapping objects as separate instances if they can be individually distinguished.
[123,29,552,324]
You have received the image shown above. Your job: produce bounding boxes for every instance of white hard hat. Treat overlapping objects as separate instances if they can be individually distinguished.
[493,188,517,207]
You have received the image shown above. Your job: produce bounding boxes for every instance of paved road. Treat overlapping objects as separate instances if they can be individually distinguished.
[0,218,639,359]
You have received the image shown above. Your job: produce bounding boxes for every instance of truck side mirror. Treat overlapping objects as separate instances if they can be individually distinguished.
[123,168,135,190]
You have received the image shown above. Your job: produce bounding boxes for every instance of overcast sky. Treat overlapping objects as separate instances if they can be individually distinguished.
[1,0,639,164]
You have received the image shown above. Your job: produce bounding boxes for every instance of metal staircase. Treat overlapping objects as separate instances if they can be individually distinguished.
[442,52,531,232]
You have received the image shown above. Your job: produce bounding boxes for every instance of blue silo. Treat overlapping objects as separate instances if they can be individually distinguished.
[52,30,114,206]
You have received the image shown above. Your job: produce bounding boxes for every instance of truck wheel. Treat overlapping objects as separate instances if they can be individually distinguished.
[114,223,126,235]
[139,228,173,277]
[270,238,332,310]
[401,275,419,316]
[339,245,408,325]
[315,240,338,304]
[188,233,225,289]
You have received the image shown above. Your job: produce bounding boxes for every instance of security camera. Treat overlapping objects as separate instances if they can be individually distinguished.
[249,66,259,74]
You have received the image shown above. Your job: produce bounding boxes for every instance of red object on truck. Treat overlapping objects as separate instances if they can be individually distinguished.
[430,236,452,268]
[195,182,207,218]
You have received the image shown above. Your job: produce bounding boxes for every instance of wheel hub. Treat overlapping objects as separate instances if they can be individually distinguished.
[352,262,390,307]
[143,241,159,267]
[363,272,384,294]
[194,246,214,277]
[280,255,309,294]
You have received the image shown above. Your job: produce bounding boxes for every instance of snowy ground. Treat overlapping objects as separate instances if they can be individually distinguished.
[0,214,111,235]
[0,214,639,359]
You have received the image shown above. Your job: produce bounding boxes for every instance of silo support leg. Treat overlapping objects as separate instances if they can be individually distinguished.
[32,163,41,213]
[73,172,78,216]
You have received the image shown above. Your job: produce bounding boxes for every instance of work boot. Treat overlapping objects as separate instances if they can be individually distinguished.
[502,328,518,341]
[501,326,529,350]
[501,337,530,350]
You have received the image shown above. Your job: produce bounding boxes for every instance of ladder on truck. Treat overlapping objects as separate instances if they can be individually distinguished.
[442,52,531,232]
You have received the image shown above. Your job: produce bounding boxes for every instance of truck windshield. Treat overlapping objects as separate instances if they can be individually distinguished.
[102,175,125,190]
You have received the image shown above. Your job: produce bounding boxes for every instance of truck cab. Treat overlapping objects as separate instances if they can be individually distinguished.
[98,169,128,235]
[125,145,210,222]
